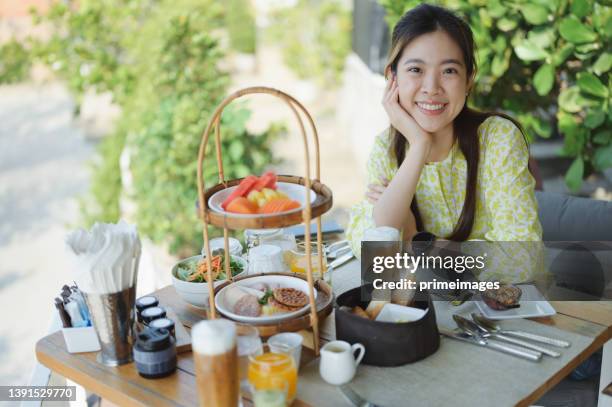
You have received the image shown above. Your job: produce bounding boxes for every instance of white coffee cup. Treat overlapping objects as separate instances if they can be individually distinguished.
[319,340,365,386]
[268,332,303,370]
[247,244,285,274]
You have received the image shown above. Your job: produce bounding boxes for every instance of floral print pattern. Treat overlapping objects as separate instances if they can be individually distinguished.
[347,116,544,283]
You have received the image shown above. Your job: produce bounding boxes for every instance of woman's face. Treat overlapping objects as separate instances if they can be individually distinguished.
[394,30,471,134]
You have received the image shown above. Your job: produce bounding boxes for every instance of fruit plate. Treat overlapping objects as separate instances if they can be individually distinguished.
[208,182,316,218]
[215,274,317,325]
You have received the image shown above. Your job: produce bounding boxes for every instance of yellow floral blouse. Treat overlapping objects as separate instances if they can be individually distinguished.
[347,116,544,283]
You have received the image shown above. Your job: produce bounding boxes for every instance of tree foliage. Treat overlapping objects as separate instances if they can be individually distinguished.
[33,0,283,254]
[381,0,611,192]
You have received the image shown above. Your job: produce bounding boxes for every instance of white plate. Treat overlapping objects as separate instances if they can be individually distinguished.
[215,275,317,324]
[208,182,316,218]
[475,284,556,320]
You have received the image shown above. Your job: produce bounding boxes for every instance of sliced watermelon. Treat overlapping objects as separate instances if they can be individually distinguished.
[221,175,258,210]
[253,171,277,191]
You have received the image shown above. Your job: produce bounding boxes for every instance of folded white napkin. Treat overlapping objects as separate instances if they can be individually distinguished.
[65,220,141,294]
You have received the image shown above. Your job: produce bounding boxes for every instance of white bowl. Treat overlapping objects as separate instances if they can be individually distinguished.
[208,182,316,218]
[171,255,247,308]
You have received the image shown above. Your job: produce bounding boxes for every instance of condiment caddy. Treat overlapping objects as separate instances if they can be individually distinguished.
[56,284,101,354]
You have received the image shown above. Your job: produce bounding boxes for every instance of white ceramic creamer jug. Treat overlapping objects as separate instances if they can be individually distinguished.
[319,340,365,385]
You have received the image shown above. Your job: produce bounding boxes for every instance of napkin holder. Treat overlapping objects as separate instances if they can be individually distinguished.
[335,285,439,366]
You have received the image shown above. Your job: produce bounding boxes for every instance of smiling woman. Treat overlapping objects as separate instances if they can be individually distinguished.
[347,4,544,283]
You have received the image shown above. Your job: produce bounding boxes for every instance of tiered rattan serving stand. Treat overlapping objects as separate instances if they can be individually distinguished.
[196,86,334,355]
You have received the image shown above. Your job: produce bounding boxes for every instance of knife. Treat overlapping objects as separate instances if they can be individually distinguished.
[326,240,350,259]
[440,327,542,362]
[469,313,561,357]
[329,251,355,269]
[471,313,570,348]
[452,315,542,362]
[339,384,379,407]
[328,245,352,260]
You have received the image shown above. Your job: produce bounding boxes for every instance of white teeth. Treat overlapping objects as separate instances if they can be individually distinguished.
[416,102,445,111]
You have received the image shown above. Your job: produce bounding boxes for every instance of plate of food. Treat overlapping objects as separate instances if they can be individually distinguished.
[475,284,556,320]
[208,171,316,218]
[171,254,247,308]
[215,275,317,324]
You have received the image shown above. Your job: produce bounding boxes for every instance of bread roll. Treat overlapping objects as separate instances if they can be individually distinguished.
[365,300,388,319]
[351,306,370,319]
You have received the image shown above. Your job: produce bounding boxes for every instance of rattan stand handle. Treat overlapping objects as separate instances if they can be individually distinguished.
[196,86,326,355]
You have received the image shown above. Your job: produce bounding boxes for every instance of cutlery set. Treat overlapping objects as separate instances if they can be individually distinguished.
[337,311,571,406]
[326,240,351,259]
[326,240,355,271]
[442,313,571,362]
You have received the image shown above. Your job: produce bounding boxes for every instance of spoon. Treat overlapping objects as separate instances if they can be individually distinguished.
[453,315,542,361]
[471,313,570,348]
[468,313,560,357]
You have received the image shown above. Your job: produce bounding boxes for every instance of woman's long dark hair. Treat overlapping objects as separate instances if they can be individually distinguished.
[386,4,528,241]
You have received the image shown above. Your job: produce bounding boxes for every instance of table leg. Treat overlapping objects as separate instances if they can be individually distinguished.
[599,339,612,407]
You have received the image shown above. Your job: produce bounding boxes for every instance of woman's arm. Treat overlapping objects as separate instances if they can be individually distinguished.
[481,117,542,241]
[373,74,431,233]
[367,177,422,241]
[372,146,428,234]
[479,117,544,283]
[346,75,432,257]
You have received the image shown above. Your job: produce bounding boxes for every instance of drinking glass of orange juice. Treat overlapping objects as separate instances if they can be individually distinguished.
[286,242,327,279]
[248,343,297,404]
[250,376,288,407]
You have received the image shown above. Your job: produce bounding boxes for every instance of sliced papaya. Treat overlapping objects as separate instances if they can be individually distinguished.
[259,198,301,214]
[226,197,258,214]
[281,199,301,212]
[221,175,258,210]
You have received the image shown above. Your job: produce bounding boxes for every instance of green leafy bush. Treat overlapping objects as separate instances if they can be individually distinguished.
[266,0,352,86]
[0,38,31,83]
[33,0,283,254]
[381,0,611,192]
[31,0,226,111]
[126,12,282,253]
[79,130,125,226]
[225,0,256,54]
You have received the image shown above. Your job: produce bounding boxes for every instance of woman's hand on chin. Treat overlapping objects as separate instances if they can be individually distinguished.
[383,75,432,154]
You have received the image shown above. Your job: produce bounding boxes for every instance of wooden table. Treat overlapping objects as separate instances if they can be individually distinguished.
[36,284,316,407]
[36,260,612,407]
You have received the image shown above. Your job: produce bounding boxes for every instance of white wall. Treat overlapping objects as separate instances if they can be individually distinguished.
[337,53,390,177]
